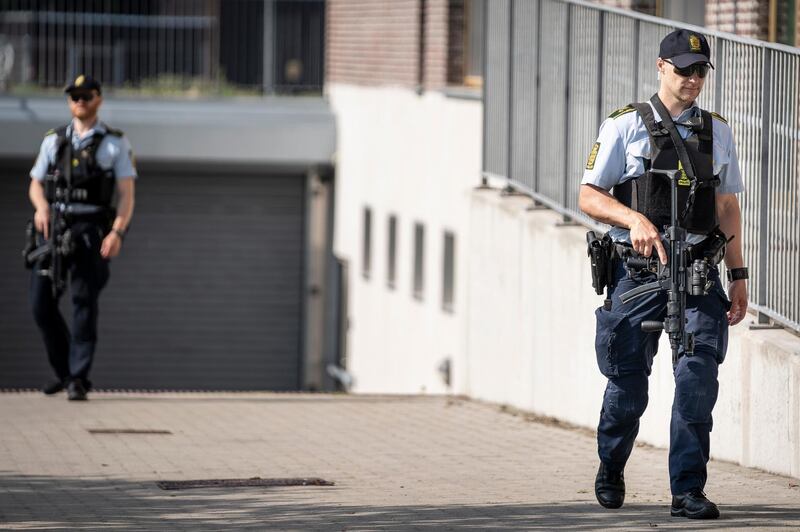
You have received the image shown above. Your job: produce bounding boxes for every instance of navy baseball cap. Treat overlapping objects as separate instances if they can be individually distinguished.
[64,74,102,94]
[659,29,714,69]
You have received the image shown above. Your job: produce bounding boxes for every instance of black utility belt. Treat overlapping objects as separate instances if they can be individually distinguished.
[48,189,111,204]
[614,227,728,267]
[586,227,728,296]
[52,204,115,227]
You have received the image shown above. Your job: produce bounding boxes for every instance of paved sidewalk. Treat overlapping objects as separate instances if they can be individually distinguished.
[0,392,798,530]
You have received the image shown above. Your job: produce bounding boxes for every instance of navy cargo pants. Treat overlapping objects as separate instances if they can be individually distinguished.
[595,260,731,495]
[30,221,110,384]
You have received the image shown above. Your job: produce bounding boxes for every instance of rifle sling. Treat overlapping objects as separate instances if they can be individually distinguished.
[649,94,697,180]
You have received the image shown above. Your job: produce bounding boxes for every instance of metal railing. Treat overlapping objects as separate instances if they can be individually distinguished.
[482,0,800,333]
[0,0,324,96]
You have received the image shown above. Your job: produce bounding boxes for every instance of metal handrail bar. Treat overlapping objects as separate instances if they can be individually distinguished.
[565,0,800,55]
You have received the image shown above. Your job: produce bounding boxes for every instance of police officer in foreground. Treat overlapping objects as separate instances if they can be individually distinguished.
[28,75,136,401]
[579,30,748,519]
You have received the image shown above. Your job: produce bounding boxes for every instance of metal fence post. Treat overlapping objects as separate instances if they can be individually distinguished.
[534,0,542,194]
[596,11,605,132]
[562,3,571,216]
[262,0,275,94]
[481,0,488,183]
[713,38,725,112]
[506,0,515,185]
[757,47,772,324]
[632,19,640,102]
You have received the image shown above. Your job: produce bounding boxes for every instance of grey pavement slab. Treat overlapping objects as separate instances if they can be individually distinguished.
[0,392,798,530]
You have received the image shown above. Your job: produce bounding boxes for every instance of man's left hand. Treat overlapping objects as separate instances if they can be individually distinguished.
[100,232,122,259]
[727,280,748,326]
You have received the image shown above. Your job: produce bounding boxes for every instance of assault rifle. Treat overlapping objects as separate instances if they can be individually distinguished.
[22,142,75,298]
[23,205,74,299]
[618,168,711,367]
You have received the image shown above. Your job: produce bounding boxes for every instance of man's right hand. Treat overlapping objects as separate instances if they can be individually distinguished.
[34,207,50,239]
[630,213,667,264]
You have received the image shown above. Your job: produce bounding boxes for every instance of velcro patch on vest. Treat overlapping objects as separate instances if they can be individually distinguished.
[586,142,601,170]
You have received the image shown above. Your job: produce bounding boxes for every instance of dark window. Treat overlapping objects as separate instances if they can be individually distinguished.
[387,215,398,289]
[273,0,326,93]
[362,207,372,279]
[442,231,456,312]
[775,0,797,45]
[413,223,425,299]
[448,0,485,87]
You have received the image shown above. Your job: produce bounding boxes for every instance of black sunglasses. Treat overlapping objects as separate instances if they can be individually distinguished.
[664,60,709,79]
[70,92,95,102]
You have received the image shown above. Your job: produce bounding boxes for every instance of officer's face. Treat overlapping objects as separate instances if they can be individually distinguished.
[67,90,102,120]
[657,58,706,104]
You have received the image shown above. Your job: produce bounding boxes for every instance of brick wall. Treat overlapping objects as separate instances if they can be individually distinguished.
[326,0,421,88]
[326,0,452,90]
[424,0,449,90]
[706,0,770,40]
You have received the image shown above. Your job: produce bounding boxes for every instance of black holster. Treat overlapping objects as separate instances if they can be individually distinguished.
[586,231,615,295]
[22,220,37,269]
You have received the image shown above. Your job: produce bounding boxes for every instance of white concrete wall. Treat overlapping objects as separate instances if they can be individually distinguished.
[328,83,482,395]
[467,189,800,480]
[329,82,800,480]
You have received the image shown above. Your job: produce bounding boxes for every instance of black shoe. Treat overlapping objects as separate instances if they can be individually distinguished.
[42,379,67,395]
[595,462,625,509]
[671,489,720,519]
[67,379,88,401]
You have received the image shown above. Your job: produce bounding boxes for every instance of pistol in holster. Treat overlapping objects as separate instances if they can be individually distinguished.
[586,230,615,296]
[22,220,40,269]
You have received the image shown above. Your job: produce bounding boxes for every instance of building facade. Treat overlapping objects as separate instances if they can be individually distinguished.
[326,0,484,393]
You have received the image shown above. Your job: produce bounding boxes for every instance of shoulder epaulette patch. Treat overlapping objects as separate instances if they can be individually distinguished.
[105,127,124,137]
[710,112,728,124]
[608,105,635,120]
[47,125,69,138]
[585,142,601,170]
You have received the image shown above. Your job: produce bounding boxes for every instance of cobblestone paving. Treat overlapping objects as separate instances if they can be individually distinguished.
[0,392,798,530]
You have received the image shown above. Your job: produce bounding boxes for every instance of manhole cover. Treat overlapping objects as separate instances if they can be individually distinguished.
[156,477,335,490]
[88,429,172,435]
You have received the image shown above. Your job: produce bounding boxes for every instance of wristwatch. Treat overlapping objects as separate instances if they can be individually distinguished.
[111,227,125,240]
[726,267,748,282]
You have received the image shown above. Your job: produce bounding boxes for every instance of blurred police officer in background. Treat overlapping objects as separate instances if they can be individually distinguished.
[579,30,748,519]
[28,75,137,401]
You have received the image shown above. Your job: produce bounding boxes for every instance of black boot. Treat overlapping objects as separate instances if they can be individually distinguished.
[67,379,88,401]
[671,488,720,519]
[595,462,625,509]
[42,379,67,395]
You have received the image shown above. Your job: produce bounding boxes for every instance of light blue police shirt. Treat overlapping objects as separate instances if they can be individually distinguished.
[30,120,138,183]
[581,101,743,244]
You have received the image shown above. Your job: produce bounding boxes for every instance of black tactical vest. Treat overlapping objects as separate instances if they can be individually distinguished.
[612,101,719,235]
[45,124,120,207]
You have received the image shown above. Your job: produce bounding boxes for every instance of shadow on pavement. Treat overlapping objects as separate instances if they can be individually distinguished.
[1,474,799,530]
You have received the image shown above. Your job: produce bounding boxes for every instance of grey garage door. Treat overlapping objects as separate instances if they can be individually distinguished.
[0,165,305,391]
